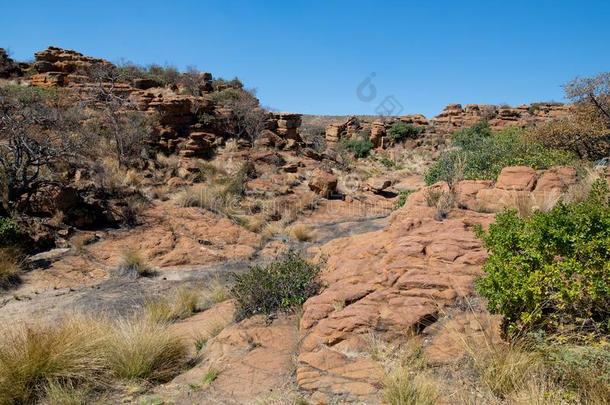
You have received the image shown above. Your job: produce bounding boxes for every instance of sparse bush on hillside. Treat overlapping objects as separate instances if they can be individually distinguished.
[387,122,423,144]
[0,217,21,246]
[425,122,577,185]
[530,73,610,160]
[210,87,267,142]
[231,251,320,320]
[0,85,84,208]
[475,179,610,336]
[341,131,374,158]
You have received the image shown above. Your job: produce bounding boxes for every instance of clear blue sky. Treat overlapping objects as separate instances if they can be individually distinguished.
[2,0,609,117]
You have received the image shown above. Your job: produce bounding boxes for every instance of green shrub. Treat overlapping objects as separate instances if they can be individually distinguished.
[231,251,320,320]
[387,122,423,143]
[0,217,21,246]
[475,179,610,336]
[425,122,577,185]
[394,190,413,209]
[342,132,373,158]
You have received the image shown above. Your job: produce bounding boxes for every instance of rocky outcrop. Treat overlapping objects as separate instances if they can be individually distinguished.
[0,48,22,78]
[296,165,578,402]
[308,169,338,198]
[297,204,492,402]
[23,47,304,157]
[430,102,569,132]
[323,102,570,152]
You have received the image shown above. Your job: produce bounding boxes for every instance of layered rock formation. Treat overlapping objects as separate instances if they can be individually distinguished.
[324,103,569,152]
[21,46,304,157]
[295,165,578,402]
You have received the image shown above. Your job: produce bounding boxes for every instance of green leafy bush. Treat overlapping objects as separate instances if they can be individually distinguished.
[425,122,577,185]
[0,217,21,246]
[231,251,320,320]
[342,132,373,158]
[394,190,413,209]
[387,122,423,143]
[475,179,610,336]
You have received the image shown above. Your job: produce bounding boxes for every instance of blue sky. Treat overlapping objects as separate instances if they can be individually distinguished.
[2,0,609,117]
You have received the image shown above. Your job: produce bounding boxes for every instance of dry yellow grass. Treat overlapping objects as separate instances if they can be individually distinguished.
[0,317,109,404]
[116,248,153,278]
[0,247,21,289]
[146,287,201,323]
[103,317,188,382]
[289,224,316,242]
[238,214,266,233]
[0,314,190,403]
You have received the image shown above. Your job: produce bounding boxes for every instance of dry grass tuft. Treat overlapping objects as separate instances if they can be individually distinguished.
[0,247,21,289]
[201,278,230,307]
[0,317,108,404]
[261,221,285,239]
[43,380,88,405]
[470,342,543,398]
[146,287,201,323]
[116,248,153,278]
[383,368,439,405]
[156,152,181,175]
[238,215,266,233]
[103,318,188,382]
[289,224,316,242]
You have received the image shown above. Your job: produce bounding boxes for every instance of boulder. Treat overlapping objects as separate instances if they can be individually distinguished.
[367,177,391,193]
[308,170,337,198]
[534,166,577,192]
[495,166,537,191]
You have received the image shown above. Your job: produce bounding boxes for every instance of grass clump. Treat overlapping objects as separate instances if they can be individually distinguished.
[0,318,108,405]
[383,369,438,405]
[116,248,153,278]
[425,122,577,185]
[0,247,21,289]
[231,251,320,320]
[289,224,316,242]
[145,287,201,323]
[103,318,188,382]
[476,178,610,336]
[201,367,219,386]
[394,190,413,209]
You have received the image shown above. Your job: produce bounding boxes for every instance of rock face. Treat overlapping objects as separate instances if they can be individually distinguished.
[323,103,569,152]
[431,103,569,132]
[308,169,338,198]
[23,46,304,157]
[297,204,492,402]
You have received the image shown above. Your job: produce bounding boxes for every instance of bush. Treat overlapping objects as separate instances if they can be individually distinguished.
[0,217,21,246]
[342,133,374,158]
[231,251,320,320]
[425,123,577,185]
[387,122,423,144]
[475,179,610,336]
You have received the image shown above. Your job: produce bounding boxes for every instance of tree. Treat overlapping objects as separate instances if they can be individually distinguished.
[85,64,153,166]
[0,86,82,209]
[211,88,268,143]
[531,73,610,160]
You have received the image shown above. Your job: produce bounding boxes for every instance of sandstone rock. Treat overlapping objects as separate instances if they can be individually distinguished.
[370,121,385,148]
[495,166,537,191]
[308,170,338,198]
[297,205,493,401]
[456,180,493,210]
[367,177,391,193]
[534,166,577,192]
